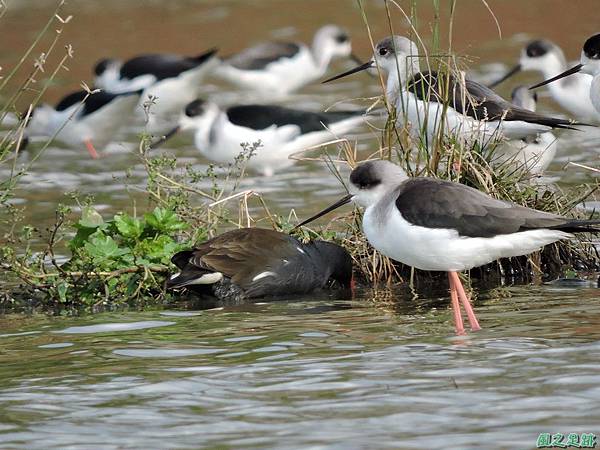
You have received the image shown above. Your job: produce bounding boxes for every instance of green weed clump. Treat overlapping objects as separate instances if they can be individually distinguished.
[1,206,192,312]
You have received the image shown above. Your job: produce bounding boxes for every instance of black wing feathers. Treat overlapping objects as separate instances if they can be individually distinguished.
[395,178,574,238]
[227,42,301,70]
[226,104,361,133]
[55,90,138,116]
[407,71,580,129]
[120,48,216,81]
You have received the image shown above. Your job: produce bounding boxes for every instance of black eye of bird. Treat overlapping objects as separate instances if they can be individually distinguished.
[335,34,349,44]
[525,40,548,58]
[378,47,388,56]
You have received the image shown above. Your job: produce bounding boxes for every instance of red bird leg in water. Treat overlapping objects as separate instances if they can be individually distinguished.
[450,271,481,331]
[84,139,99,159]
[448,272,465,335]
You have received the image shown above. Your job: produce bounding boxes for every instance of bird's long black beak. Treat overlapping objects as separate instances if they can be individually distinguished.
[294,194,353,229]
[529,63,584,90]
[149,126,180,150]
[323,60,374,84]
[488,63,522,89]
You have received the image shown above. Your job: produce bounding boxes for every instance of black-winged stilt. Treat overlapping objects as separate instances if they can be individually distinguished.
[215,25,361,95]
[530,34,600,117]
[94,49,219,134]
[296,160,600,334]
[22,89,141,158]
[151,99,365,176]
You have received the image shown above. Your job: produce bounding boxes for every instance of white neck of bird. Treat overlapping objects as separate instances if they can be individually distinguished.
[528,51,568,82]
[312,42,335,73]
[590,75,600,112]
[384,56,420,105]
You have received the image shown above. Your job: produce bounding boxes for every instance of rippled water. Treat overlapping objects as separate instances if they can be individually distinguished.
[2,1,600,448]
[1,285,600,449]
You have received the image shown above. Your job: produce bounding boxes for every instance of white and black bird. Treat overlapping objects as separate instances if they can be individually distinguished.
[167,228,353,303]
[22,89,142,158]
[530,33,600,117]
[489,39,600,123]
[151,99,365,176]
[215,25,360,95]
[93,49,218,133]
[324,36,587,146]
[494,86,558,174]
[296,160,600,334]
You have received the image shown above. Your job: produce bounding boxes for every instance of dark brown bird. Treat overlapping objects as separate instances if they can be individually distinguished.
[167,228,353,303]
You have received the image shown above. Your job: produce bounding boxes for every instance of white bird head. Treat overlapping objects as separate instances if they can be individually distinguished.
[312,24,353,69]
[294,160,408,229]
[348,160,408,208]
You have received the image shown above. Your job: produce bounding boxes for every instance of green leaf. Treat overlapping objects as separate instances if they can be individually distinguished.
[84,234,131,267]
[144,207,187,234]
[69,224,98,251]
[69,207,108,251]
[57,282,68,303]
[79,206,104,228]
[114,214,144,240]
[135,235,184,264]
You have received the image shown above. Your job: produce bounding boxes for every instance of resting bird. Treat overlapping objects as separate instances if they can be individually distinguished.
[324,35,590,146]
[215,25,359,95]
[151,99,365,176]
[93,48,218,134]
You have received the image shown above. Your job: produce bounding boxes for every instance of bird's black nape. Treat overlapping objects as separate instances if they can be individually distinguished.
[349,162,382,190]
[525,40,553,58]
[94,58,113,76]
[583,34,600,60]
[185,99,207,117]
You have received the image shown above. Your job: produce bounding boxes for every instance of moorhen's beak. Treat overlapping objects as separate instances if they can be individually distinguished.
[529,63,584,90]
[149,125,180,150]
[488,63,522,89]
[322,60,375,84]
[294,194,353,229]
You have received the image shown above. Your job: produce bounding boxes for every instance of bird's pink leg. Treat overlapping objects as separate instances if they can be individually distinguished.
[448,272,465,335]
[450,271,481,331]
[84,139,99,159]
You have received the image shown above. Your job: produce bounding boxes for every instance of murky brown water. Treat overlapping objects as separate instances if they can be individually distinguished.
[1,1,600,448]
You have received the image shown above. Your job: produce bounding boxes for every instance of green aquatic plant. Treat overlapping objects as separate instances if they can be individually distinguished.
[0,205,191,311]
[0,139,283,312]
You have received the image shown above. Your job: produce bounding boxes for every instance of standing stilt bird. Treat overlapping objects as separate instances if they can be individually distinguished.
[295,160,600,334]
